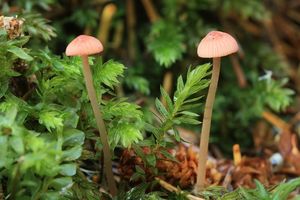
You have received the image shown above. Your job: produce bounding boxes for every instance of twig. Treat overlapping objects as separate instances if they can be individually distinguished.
[126,0,137,61]
[141,0,160,23]
[262,110,290,131]
[176,127,198,144]
[274,16,300,46]
[263,19,287,59]
[221,21,247,88]
[229,55,247,88]
[155,177,205,200]
[227,13,261,36]
[222,166,234,189]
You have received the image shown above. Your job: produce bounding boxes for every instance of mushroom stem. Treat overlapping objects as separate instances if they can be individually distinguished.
[81,56,117,196]
[196,57,221,191]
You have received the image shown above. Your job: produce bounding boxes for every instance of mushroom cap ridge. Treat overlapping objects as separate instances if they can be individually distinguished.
[197,31,239,58]
[66,35,103,56]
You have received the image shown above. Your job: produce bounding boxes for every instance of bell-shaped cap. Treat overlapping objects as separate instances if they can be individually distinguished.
[197,31,238,58]
[66,35,103,56]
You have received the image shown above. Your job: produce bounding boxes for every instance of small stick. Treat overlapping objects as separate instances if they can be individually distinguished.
[227,13,261,36]
[262,110,290,131]
[126,0,137,61]
[155,177,205,200]
[263,19,286,58]
[274,16,299,47]
[222,166,234,189]
[238,21,261,36]
[230,55,247,88]
[233,144,241,166]
[141,0,160,23]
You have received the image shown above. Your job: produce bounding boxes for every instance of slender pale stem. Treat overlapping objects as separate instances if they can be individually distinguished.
[81,56,117,196]
[195,57,221,191]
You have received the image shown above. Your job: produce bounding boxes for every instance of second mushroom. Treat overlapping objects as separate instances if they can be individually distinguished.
[195,31,239,191]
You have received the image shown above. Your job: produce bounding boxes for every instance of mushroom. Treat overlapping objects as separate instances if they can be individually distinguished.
[66,35,117,195]
[195,31,239,191]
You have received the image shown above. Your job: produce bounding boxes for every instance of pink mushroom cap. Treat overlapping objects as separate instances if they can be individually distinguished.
[66,35,103,56]
[197,31,239,58]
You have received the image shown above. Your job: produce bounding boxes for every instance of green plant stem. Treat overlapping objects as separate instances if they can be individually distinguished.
[9,162,21,199]
[32,177,51,200]
[81,56,117,196]
[196,57,221,191]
